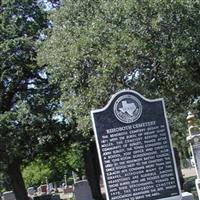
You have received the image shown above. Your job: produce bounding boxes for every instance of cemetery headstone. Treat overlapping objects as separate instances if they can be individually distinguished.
[63,186,74,199]
[182,192,194,200]
[27,187,35,196]
[63,186,73,194]
[48,183,53,193]
[91,90,181,200]
[2,191,16,200]
[74,180,93,200]
[37,185,47,194]
[187,112,200,200]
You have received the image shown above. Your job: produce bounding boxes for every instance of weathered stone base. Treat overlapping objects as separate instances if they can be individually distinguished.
[195,179,200,200]
[182,192,194,200]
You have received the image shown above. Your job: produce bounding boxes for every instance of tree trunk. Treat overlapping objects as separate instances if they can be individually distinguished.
[173,148,184,189]
[7,160,29,200]
[84,142,104,200]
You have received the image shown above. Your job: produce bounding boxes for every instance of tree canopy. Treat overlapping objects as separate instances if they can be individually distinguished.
[38,0,200,146]
[22,159,52,188]
[2,0,200,198]
[0,0,73,198]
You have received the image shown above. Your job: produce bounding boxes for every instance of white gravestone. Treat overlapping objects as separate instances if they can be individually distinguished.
[182,192,194,200]
[27,187,35,196]
[193,143,200,200]
[193,144,200,178]
[2,191,16,200]
[74,180,93,200]
[187,112,200,200]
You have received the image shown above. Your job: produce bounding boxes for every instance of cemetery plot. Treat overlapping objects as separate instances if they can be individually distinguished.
[91,90,181,200]
[74,180,93,200]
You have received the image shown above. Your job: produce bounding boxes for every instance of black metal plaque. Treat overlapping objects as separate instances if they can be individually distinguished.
[91,90,181,200]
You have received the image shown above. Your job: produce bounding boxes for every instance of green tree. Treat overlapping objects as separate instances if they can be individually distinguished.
[0,0,72,199]
[43,142,85,186]
[22,143,85,189]
[38,0,200,198]
[120,0,200,158]
[22,159,52,188]
[0,172,11,193]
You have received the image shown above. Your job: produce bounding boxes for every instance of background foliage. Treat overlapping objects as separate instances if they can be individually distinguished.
[22,159,52,187]
[2,0,200,196]
[38,0,200,159]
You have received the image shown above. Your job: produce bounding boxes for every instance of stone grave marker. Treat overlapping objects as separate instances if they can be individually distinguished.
[182,192,194,200]
[27,187,35,196]
[74,180,93,200]
[187,112,200,200]
[63,186,74,199]
[91,90,181,200]
[2,191,16,200]
[37,184,47,194]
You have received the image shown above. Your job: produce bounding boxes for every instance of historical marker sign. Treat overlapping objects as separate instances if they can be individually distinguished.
[91,90,181,200]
